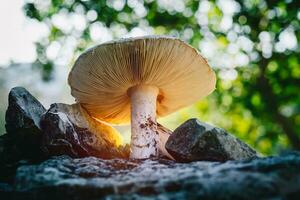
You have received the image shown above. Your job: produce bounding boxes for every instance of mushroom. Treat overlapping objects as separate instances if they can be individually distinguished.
[68,36,216,159]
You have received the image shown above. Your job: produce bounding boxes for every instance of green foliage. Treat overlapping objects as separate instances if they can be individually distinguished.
[23,0,300,155]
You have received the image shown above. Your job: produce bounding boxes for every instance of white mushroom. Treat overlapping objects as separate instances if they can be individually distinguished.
[68,36,216,159]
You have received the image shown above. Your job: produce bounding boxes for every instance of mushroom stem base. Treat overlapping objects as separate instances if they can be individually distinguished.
[129,85,159,159]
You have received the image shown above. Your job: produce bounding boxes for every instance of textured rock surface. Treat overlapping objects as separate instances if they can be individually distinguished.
[5,87,46,134]
[41,103,129,159]
[1,87,46,163]
[166,119,258,162]
[157,123,174,160]
[1,152,300,200]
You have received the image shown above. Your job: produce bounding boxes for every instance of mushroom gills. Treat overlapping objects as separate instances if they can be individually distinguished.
[129,85,159,159]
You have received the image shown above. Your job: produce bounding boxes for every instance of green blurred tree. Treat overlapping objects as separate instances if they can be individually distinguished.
[23,0,300,154]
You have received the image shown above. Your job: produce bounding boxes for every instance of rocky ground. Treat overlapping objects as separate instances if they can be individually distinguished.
[0,87,300,200]
[1,152,300,200]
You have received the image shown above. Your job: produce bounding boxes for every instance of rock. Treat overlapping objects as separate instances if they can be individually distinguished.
[157,124,174,160]
[5,86,46,134]
[1,87,46,163]
[1,152,300,200]
[40,103,129,159]
[166,118,258,162]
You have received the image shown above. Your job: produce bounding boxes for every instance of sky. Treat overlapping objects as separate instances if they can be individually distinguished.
[0,0,151,67]
[0,0,48,66]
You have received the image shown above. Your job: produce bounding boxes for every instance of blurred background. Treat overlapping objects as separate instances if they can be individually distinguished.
[0,0,299,155]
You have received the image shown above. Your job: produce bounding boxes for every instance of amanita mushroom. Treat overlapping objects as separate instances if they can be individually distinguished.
[68,36,216,159]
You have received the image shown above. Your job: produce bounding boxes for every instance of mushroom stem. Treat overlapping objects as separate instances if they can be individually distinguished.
[129,85,159,159]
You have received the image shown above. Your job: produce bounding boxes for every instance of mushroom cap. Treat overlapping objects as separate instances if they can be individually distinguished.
[68,36,216,124]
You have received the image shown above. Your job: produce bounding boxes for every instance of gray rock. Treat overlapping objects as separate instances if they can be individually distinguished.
[166,118,258,162]
[1,152,300,200]
[157,123,174,160]
[5,86,46,134]
[40,103,129,159]
[1,87,46,163]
